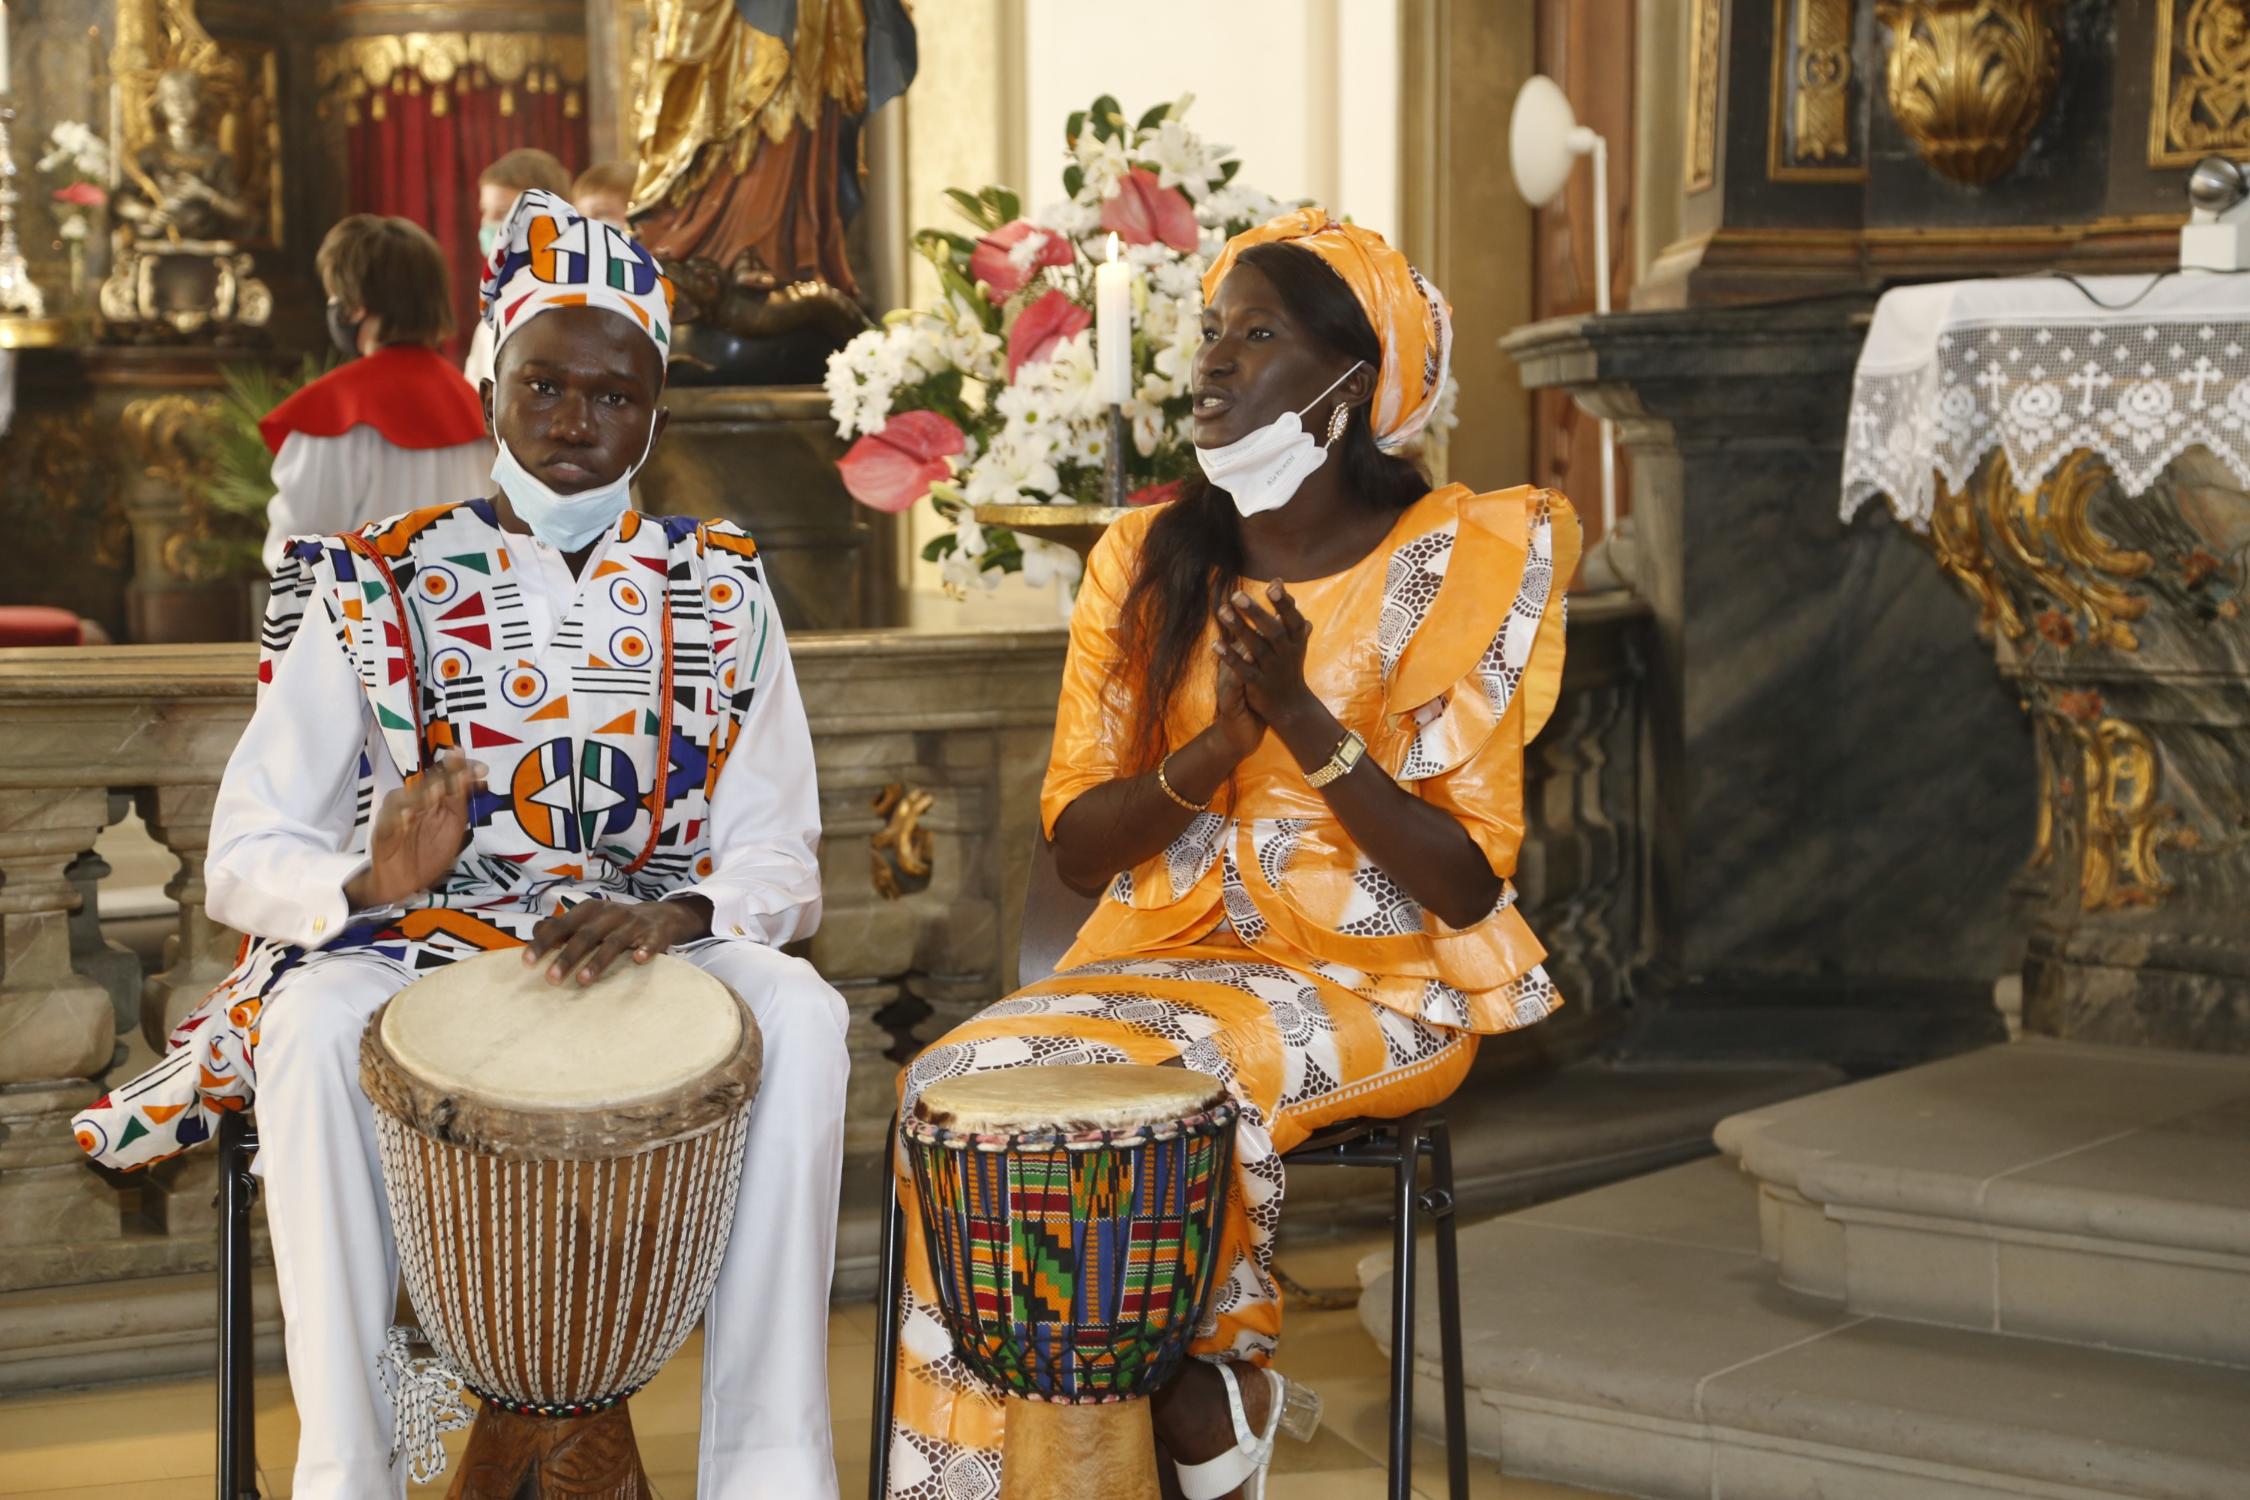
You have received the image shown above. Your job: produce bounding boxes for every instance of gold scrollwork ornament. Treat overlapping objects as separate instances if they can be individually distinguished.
[1875,0,2062,185]
[870,783,935,901]
[2048,711,2198,911]
[2152,0,2250,167]
[1929,451,2150,653]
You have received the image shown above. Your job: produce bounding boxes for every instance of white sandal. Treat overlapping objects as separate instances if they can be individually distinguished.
[1174,1365,1321,1500]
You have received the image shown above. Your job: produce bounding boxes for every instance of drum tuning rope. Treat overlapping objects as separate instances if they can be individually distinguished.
[378,1324,472,1484]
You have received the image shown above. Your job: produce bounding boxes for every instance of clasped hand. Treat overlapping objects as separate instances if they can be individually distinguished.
[1210,580,1318,758]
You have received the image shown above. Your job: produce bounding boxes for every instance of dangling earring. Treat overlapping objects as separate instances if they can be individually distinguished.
[1324,402,1351,447]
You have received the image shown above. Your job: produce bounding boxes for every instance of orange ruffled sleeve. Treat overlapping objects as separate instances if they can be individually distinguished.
[1375,486,1579,879]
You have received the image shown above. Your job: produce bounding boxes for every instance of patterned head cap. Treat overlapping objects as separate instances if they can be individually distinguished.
[1201,207,1452,453]
[479,188,674,363]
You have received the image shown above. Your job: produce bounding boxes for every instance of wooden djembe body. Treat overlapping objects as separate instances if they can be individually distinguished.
[361,951,762,1498]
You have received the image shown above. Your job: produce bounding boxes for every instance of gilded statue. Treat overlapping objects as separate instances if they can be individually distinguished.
[100,0,273,340]
[112,70,256,246]
[628,0,917,382]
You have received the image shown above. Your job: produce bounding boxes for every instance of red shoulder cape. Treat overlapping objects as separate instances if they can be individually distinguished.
[259,344,489,455]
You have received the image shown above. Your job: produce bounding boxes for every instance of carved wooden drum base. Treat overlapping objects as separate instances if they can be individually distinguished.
[998,1399,1162,1500]
[448,1402,652,1500]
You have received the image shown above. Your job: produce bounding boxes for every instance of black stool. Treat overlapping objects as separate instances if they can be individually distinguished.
[867,1108,1469,1500]
[217,1109,261,1500]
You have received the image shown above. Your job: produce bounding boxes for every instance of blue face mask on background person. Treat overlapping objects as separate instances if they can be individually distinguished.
[325,299,365,361]
[1194,361,1365,518]
[489,409,656,553]
[478,221,504,258]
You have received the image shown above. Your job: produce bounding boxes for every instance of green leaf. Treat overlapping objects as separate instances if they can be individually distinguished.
[1065,109,1087,147]
[1137,102,1171,133]
[920,228,978,257]
[921,534,959,563]
[1089,95,1124,141]
[1219,159,1241,184]
[944,187,1001,231]
[993,188,1021,224]
[1063,165,1085,199]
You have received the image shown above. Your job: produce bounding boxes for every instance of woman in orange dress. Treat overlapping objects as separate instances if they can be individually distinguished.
[885,208,1579,1500]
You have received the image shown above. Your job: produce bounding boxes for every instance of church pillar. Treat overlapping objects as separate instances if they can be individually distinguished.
[1396,0,1536,494]
[1505,300,2029,1066]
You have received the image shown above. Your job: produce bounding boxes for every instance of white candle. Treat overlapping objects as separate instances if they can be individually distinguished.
[1,4,14,96]
[1095,232,1134,406]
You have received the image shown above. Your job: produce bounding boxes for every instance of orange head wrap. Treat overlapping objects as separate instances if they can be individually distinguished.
[1200,206,1452,453]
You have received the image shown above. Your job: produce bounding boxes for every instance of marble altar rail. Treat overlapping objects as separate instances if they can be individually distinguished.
[0,602,1649,1389]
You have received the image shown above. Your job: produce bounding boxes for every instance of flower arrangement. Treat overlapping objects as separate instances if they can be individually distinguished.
[824,95,1289,595]
[38,121,110,233]
[37,122,110,301]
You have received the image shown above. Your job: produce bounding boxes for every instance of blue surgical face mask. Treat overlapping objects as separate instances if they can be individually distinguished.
[489,411,656,553]
[478,221,504,258]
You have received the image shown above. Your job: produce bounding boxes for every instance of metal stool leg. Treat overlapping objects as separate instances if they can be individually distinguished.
[1388,1114,1424,1500]
[216,1112,259,1500]
[870,1115,906,1500]
[1427,1116,1468,1500]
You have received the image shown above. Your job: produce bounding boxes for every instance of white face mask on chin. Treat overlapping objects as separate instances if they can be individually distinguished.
[489,410,656,553]
[1194,361,1365,518]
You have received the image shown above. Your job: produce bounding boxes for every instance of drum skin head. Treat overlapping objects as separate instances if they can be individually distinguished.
[915,1062,1227,1136]
[361,950,762,1159]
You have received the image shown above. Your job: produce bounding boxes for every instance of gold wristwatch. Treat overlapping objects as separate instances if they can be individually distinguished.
[1305,729,1367,789]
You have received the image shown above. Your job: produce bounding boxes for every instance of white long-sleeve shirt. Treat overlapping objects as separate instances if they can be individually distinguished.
[260,427,494,574]
[208,524,825,953]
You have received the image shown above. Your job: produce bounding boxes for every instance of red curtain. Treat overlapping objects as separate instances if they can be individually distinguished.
[345,77,587,358]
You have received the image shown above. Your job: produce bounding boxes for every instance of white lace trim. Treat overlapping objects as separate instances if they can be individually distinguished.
[1840,276,2250,530]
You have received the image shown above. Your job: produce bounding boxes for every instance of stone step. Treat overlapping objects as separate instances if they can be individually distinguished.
[1714,1040,2250,1367]
[0,1264,282,1395]
[1362,1158,2250,1500]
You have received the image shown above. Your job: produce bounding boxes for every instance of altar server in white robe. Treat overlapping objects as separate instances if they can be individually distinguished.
[259,214,492,571]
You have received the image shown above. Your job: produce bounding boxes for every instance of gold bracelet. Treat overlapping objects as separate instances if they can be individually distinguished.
[1156,752,1211,812]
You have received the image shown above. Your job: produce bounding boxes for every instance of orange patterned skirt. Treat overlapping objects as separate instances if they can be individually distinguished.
[882,930,1478,1498]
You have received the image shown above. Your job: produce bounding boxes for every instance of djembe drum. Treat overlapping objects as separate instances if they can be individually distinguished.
[905,1063,1239,1500]
[361,950,761,1498]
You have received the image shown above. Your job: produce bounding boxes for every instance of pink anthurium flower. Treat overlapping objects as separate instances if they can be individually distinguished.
[836,409,967,513]
[1006,289,1092,382]
[1101,168,1199,252]
[1126,478,1185,507]
[969,220,1073,303]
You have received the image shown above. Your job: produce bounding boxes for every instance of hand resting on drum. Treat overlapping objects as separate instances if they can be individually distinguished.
[343,755,488,912]
[524,895,714,986]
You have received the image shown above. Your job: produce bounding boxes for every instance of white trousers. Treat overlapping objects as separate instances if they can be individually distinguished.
[254,939,851,1500]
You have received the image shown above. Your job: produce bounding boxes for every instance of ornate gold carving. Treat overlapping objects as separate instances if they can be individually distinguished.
[1769,0,1868,182]
[2046,703,2197,910]
[314,33,590,124]
[1932,451,2150,651]
[2152,0,2250,167]
[870,783,934,901]
[1926,469,2027,642]
[1686,0,1723,193]
[0,410,127,570]
[112,0,283,246]
[121,393,241,583]
[1874,0,2061,185]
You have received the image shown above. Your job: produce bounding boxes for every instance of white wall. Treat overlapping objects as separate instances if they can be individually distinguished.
[1021,0,1400,240]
